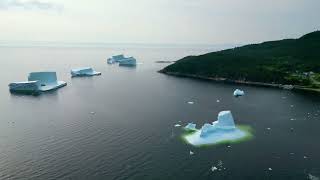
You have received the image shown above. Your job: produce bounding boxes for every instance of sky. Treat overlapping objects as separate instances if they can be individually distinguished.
[0,0,319,44]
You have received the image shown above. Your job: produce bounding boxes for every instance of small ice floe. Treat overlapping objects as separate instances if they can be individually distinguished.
[308,174,319,180]
[282,96,287,99]
[268,168,273,171]
[267,128,271,130]
[290,118,296,121]
[290,105,294,108]
[233,89,245,97]
[211,166,218,172]
[189,151,194,155]
[90,111,96,115]
[303,155,308,159]
[174,124,181,127]
[216,99,220,103]
[187,101,194,105]
[71,67,101,77]
[227,145,231,148]
[289,152,295,155]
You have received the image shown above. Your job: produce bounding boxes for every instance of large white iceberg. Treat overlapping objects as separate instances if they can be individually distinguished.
[71,67,101,77]
[183,111,252,146]
[9,72,67,93]
[233,89,245,97]
[107,54,137,66]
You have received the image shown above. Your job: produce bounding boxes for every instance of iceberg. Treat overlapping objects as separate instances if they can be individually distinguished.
[107,54,137,66]
[9,72,67,93]
[183,111,252,146]
[233,89,245,97]
[71,67,101,77]
[107,54,126,64]
[118,57,137,66]
[184,123,196,131]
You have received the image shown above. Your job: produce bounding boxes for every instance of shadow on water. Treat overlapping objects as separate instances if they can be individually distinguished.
[118,65,137,69]
[9,89,61,99]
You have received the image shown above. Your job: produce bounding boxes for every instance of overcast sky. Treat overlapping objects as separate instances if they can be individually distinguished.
[0,0,319,44]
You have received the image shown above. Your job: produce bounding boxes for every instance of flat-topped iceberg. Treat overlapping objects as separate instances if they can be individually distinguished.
[183,111,252,146]
[107,54,126,64]
[9,72,67,94]
[233,89,245,97]
[118,57,136,66]
[71,67,101,77]
[107,54,137,66]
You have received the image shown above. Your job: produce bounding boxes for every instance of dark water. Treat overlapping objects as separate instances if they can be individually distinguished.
[0,46,319,180]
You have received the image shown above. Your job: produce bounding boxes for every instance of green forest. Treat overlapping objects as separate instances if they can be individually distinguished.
[161,31,320,88]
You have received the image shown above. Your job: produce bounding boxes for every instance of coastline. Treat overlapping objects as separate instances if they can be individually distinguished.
[159,71,320,93]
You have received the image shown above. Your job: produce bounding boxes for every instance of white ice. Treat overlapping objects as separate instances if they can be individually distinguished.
[184,123,196,130]
[107,54,137,66]
[184,111,248,146]
[119,57,137,66]
[233,89,245,97]
[71,67,101,77]
[9,72,66,93]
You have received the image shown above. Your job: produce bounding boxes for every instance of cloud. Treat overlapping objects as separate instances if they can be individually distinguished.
[0,0,63,12]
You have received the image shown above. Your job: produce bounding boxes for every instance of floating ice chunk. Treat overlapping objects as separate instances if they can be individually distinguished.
[211,166,218,172]
[71,67,101,77]
[189,151,194,155]
[9,72,67,93]
[187,101,194,105]
[107,54,125,64]
[308,174,319,180]
[9,81,40,93]
[185,123,196,131]
[268,168,272,171]
[233,89,245,97]
[119,57,137,66]
[199,111,235,137]
[183,111,251,146]
[290,105,294,108]
[304,156,308,159]
[174,124,181,127]
[90,111,96,115]
[267,128,271,130]
[107,54,137,66]
[216,99,220,103]
[216,111,236,129]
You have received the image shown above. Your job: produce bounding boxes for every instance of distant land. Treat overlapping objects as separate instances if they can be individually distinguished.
[160,31,320,92]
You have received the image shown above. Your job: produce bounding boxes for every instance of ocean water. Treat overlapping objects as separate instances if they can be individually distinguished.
[0,45,319,180]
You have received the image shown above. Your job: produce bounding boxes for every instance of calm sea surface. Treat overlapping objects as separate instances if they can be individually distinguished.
[0,45,319,180]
